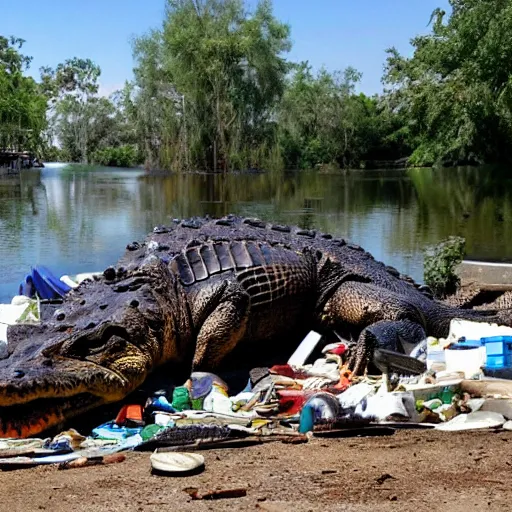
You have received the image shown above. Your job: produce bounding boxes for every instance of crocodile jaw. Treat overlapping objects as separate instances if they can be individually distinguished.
[0,358,132,438]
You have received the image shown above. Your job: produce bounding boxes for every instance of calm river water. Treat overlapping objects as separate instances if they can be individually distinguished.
[0,163,511,302]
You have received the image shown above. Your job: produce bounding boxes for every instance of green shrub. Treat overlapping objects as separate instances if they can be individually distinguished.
[424,236,466,298]
[91,145,140,168]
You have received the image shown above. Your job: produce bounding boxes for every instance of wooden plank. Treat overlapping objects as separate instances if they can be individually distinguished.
[456,260,512,290]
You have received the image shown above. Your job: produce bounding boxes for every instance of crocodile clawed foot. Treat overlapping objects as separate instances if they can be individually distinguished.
[346,332,376,377]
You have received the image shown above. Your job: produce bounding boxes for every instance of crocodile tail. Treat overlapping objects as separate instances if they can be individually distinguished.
[429,302,512,339]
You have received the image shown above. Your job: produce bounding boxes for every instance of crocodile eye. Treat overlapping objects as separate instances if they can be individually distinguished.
[86,337,112,354]
[63,326,130,359]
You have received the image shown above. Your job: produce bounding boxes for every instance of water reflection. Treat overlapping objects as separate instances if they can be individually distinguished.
[0,164,510,302]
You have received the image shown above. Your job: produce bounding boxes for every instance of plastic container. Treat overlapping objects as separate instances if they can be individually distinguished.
[445,345,486,378]
[426,350,446,371]
[426,337,446,371]
[481,336,512,364]
[482,336,512,369]
[457,338,484,348]
[457,336,512,370]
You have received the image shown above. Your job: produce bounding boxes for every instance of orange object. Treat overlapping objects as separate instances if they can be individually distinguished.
[115,404,144,426]
[331,368,352,391]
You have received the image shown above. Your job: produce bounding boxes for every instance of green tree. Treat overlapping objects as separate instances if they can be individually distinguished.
[278,63,395,169]
[0,36,47,153]
[383,0,512,166]
[43,58,101,163]
[124,30,180,170]
[129,0,291,171]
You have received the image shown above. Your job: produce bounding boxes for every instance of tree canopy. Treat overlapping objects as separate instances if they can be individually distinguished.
[0,36,47,152]
[4,0,512,170]
[125,0,291,171]
[383,0,512,166]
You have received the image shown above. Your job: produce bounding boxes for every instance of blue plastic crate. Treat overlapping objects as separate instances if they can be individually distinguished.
[481,336,512,369]
[486,354,512,369]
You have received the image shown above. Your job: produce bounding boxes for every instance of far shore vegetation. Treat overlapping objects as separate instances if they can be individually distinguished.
[2,0,512,172]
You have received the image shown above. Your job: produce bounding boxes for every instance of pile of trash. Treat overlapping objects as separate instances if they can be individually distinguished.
[3,319,512,473]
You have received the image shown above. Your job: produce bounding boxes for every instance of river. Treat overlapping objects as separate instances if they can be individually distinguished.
[0,163,511,302]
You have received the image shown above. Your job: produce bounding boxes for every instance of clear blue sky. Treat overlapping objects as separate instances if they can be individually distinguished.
[2,0,450,96]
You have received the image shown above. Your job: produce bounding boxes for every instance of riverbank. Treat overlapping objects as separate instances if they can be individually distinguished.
[0,152,44,174]
[0,429,508,511]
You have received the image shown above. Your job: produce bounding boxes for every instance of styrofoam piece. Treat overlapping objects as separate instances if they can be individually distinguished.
[75,272,102,283]
[466,398,485,412]
[434,371,466,381]
[288,330,323,367]
[448,318,512,342]
[60,272,102,288]
[337,382,375,409]
[480,398,512,420]
[436,410,505,431]
[59,275,79,289]
[502,420,512,431]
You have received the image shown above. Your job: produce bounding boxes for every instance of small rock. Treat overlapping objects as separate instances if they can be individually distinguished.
[376,473,395,485]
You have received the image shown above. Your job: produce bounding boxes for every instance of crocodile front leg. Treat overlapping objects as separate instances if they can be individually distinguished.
[348,319,427,375]
[320,281,428,376]
[191,283,250,371]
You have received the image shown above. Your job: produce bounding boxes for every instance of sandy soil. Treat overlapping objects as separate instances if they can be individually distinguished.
[0,429,510,512]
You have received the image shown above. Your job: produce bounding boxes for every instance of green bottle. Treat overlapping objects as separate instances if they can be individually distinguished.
[441,387,453,405]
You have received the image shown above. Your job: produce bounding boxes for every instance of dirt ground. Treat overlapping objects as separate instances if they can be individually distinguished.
[0,429,510,512]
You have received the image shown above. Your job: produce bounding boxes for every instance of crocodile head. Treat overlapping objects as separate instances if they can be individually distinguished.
[0,257,187,438]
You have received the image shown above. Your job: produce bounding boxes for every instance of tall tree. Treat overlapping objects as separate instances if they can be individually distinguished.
[383,0,512,166]
[125,30,180,170]
[0,36,47,152]
[278,63,389,169]
[129,0,291,171]
[42,58,101,163]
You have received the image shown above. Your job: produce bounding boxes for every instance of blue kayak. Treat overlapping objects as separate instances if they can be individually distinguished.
[19,266,72,300]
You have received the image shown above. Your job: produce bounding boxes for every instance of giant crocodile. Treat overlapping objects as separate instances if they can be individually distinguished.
[2,215,512,438]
